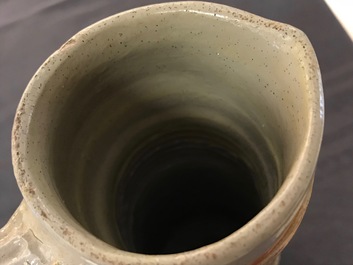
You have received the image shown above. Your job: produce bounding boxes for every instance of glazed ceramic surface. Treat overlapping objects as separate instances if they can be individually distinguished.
[0,2,323,265]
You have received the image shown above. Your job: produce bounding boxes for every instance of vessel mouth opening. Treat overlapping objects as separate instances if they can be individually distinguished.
[46,43,284,254]
[46,50,283,254]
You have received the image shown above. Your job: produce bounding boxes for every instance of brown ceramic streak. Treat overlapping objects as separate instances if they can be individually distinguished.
[252,186,312,265]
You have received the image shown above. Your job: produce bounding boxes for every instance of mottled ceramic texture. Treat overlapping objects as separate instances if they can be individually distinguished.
[2,1,323,265]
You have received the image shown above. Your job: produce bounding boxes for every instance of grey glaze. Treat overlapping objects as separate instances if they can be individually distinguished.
[1,2,323,265]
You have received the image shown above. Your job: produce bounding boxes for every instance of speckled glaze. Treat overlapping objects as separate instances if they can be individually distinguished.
[0,2,323,265]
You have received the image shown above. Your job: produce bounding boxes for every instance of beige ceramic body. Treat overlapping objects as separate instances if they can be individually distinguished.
[0,2,323,265]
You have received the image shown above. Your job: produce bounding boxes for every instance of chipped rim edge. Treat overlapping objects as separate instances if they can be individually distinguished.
[12,1,324,264]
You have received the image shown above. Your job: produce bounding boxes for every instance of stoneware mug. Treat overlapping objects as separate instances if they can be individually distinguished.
[0,2,324,265]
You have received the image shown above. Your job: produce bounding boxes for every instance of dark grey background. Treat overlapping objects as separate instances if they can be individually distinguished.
[1,1,353,264]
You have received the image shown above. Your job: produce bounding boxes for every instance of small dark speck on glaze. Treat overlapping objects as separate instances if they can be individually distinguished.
[27,186,35,196]
[41,210,48,219]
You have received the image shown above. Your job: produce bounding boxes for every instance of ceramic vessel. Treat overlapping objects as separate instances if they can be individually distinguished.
[0,2,324,265]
